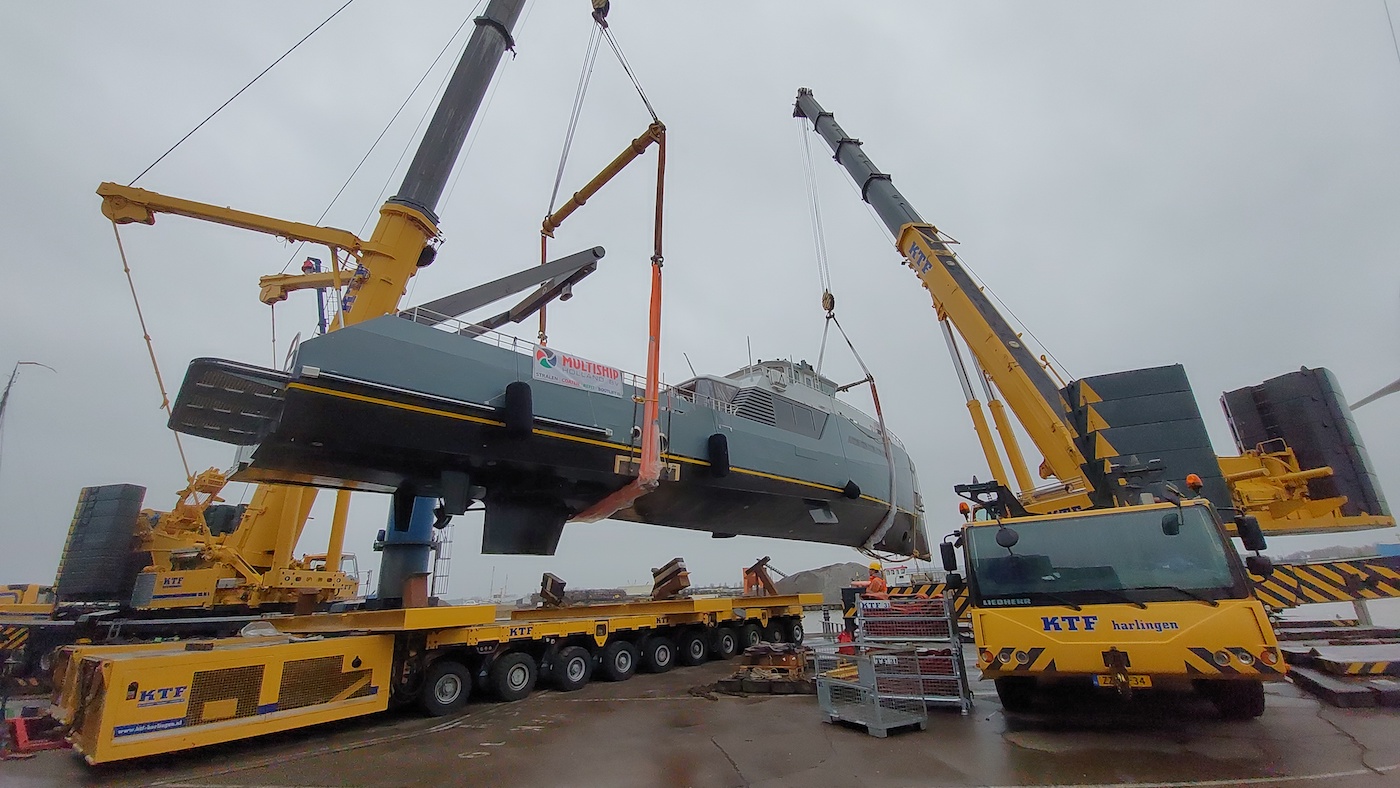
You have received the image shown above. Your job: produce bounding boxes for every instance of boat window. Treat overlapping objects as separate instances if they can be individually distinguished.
[688,379,737,411]
[772,396,827,439]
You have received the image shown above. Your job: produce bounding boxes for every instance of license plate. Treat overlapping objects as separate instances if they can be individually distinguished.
[1095,674,1152,688]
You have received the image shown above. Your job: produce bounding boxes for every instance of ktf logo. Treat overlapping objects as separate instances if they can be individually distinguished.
[133,685,188,707]
[1041,615,1099,632]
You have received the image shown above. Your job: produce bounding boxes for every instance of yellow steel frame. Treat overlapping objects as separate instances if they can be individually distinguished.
[97,180,442,610]
[54,594,820,764]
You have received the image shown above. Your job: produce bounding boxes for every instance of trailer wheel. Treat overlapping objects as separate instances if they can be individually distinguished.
[677,629,709,666]
[640,635,676,673]
[739,622,762,650]
[994,676,1036,713]
[420,659,471,716]
[551,646,593,692]
[490,652,537,702]
[1207,680,1266,720]
[761,620,786,644]
[599,640,638,681]
[711,627,739,660]
[784,617,805,645]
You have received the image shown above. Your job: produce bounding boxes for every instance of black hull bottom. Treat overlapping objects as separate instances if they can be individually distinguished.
[231,377,926,557]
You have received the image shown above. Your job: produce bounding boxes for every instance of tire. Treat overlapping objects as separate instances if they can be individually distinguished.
[711,627,739,660]
[1207,680,1266,720]
[994,676,1036,713]
[489,652,537,702]
[784,617,805,645]
[551,645,593,692]
[420,659,472,716]
[677,629,709,666]
[640,635,677,673]
[599,640,638,682]
[761,620,786,644]
[738,622,762,650]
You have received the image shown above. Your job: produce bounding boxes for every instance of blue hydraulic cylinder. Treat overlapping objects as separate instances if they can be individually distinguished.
[375,495,436,605]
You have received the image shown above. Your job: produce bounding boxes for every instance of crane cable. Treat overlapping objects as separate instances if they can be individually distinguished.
[129,0,355,186]
[109,221,194,482]
[539,21,604,345]
[797,122,901,555]
[599,25,658,123]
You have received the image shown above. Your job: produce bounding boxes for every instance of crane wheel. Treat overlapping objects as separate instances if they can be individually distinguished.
[640,635,676,673]
[1206,679,1266,720]
[784,617,805,645]
[761,620,786,644]
[994,676,1036,713]
[489,652,537,702]
[739,622,763,650]
[551,645,593,692]
[419,659,472,716]
[599,640,638,681]
[711,627,739,660]
[677,629,709,666]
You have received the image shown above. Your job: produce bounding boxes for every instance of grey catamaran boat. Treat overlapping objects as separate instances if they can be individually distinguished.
[170,303,930,558]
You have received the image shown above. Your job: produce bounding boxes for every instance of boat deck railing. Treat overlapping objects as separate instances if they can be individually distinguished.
[397,308,908,429]
[398,307,735,415]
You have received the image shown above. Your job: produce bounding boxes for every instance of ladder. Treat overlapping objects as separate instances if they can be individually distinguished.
[431,522,454,599]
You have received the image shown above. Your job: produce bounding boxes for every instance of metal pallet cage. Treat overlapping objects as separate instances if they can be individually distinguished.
[813,647,929,737]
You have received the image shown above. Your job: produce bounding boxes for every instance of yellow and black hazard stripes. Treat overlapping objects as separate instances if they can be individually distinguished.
[1183,646,1285,676]
[1340,660,1398,677]
[988,646,1054,673]
[1,623,29,653]
[1252,556,1400,609]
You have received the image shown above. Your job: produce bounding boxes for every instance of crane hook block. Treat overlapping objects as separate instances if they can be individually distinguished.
[821,290,835,313]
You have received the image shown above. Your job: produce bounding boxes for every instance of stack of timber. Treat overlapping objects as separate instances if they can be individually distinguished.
[715,643,815,695]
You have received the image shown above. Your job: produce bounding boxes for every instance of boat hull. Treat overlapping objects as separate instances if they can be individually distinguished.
[169,315,929,558]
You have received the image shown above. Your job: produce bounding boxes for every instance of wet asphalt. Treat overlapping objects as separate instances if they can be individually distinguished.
[7,654,1398,787]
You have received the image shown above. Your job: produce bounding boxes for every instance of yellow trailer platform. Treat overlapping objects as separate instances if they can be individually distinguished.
[52,594,820,764]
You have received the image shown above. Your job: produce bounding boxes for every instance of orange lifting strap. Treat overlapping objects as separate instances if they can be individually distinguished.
[537,123,667,523]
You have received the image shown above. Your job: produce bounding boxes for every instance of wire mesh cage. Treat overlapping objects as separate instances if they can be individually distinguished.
[814,648,928,737]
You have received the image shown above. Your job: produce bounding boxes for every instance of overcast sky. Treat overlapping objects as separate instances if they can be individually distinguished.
[2,1,1399,601]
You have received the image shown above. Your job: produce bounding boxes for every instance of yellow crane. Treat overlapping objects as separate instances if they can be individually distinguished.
[794,88,1393,720]
[793,88,1392,537]
[95,0,525,612]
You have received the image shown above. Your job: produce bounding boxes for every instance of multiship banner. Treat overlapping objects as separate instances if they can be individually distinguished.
[532,345,624,398]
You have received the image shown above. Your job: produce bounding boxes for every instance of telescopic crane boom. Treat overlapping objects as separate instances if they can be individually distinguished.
[793,88,1392,535]
[95,0,526,611]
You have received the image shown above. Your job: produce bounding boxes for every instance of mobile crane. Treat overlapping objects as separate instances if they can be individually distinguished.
[793,88,1393,718]
[88,0,529,613]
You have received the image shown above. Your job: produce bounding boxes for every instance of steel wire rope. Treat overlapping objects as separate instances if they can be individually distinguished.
[109,221,194,482]
[547,25,604,215]
[535,20,603,347]
[796,122,903,556]
[600,26,658,121]
[128,0,355,186]
[1386,0,1400,76]
[278,4,483,275]
[441,0,537,216]
[830,154,1075,383]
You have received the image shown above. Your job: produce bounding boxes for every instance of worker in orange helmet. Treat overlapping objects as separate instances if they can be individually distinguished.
[864,561,888,598]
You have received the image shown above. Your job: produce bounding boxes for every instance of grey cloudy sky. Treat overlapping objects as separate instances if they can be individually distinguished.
[2,1,1398,600]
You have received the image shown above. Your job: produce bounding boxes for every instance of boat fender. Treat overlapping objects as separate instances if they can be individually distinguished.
[415,246,437,268]
[842,480,861,500]
[707,433,730,477]
[503,382,533,438]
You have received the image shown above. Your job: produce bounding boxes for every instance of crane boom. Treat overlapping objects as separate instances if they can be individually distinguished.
[98,0,526,612]
[792,88,1091,496]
